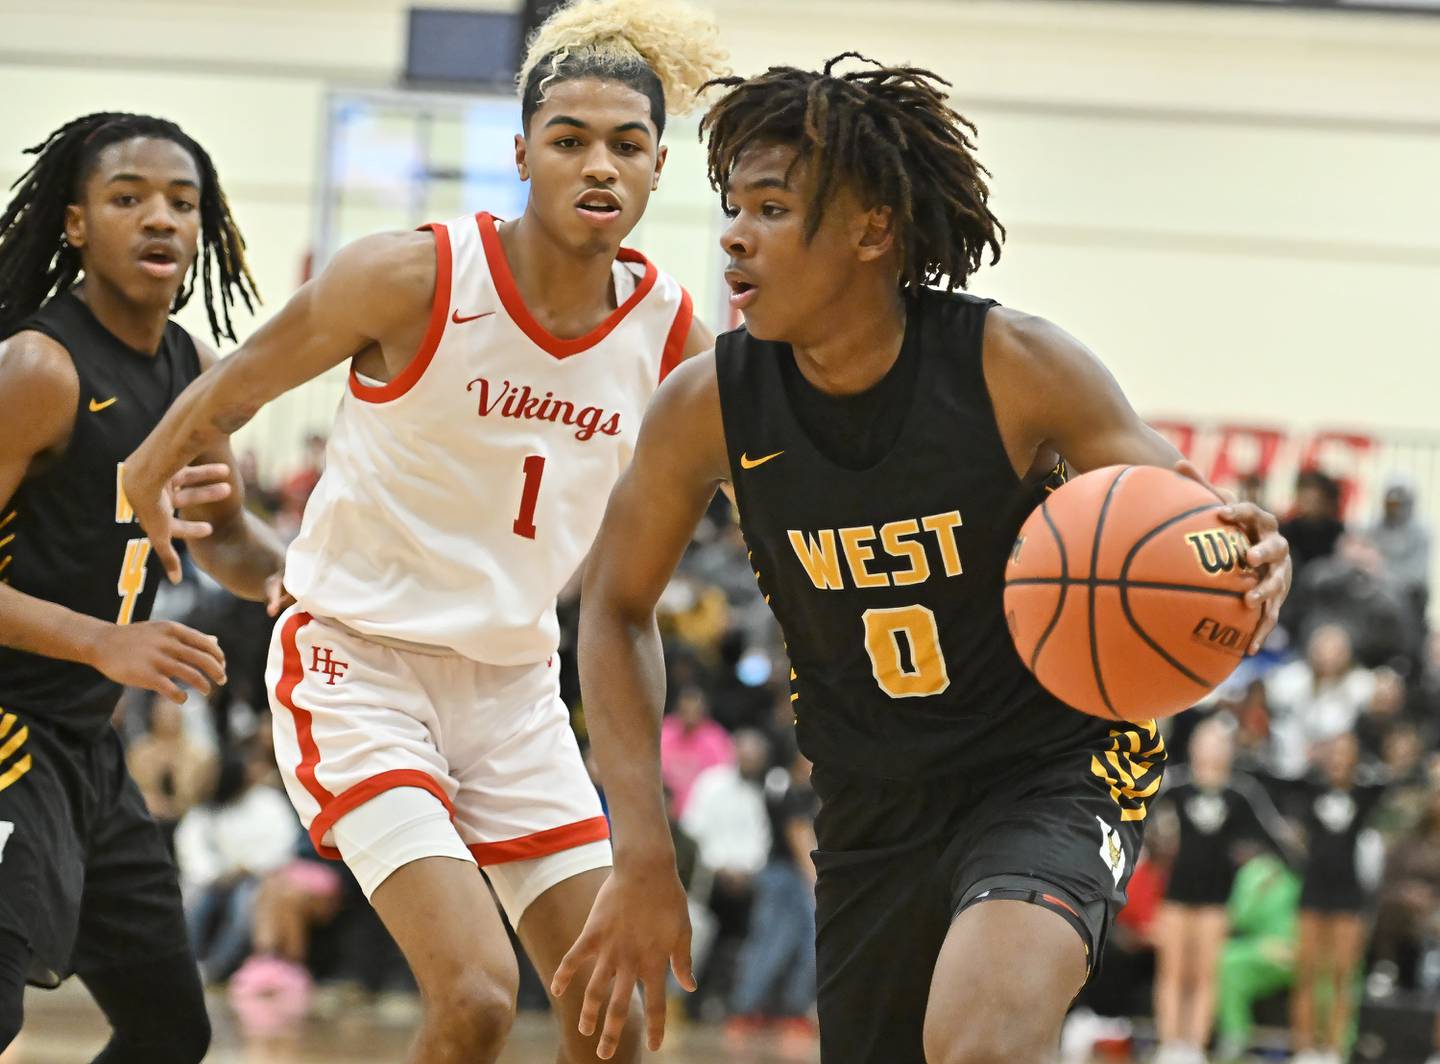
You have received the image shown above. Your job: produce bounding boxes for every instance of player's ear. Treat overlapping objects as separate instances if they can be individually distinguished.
[855,205,895,264]
[514,134,530,182]
[652,145,668,192]
[63,202,86,250]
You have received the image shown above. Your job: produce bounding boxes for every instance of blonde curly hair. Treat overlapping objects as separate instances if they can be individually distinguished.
[518,0,728,135]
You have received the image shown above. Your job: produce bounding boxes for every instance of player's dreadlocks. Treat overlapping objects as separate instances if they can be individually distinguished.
[701,54,1005,291]
[0,112,258,343]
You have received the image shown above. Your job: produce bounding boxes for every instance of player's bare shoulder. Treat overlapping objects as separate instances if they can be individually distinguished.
[639,347,729,485]
[324,228,438,323]
[982,306,1092,390]
[0,329,81,462]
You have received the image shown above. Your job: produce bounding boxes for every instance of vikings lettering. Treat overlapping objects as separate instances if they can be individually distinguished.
[466,376,621,442]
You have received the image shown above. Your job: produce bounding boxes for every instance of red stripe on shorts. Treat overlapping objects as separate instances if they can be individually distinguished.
[307,769,457,862]
[468,815,611,866]
[274,610,334,810]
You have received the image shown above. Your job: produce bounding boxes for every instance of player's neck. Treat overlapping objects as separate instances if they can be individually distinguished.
[499,212,620,339]
[74,280,168,356]
[789,285,907,397]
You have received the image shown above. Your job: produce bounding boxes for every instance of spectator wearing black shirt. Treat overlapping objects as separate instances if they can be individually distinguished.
[1280,471,1345,577]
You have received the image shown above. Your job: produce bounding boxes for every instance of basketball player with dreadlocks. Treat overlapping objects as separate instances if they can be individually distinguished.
[0,113,282,1061]
[123,2,724,1060]
[555,56,1294,1062]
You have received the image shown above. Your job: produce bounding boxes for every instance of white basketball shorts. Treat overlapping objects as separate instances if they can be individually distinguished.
[265,608,611,922]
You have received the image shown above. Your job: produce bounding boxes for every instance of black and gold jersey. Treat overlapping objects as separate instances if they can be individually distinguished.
[0,291,202,737]
[716,288,1134,783]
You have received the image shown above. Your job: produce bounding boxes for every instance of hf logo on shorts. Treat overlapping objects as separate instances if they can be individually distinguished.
[1096,816,1126,887]
[310,646,350,686]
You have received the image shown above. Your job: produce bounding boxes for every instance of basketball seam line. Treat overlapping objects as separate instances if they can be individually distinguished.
[1007,578,1246,598]
[1117,500,1232,692]
[1030,499,1069,674]
[1088,468,1130,721]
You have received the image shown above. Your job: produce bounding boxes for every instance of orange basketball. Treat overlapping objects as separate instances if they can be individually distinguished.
[1004,465,1260,722]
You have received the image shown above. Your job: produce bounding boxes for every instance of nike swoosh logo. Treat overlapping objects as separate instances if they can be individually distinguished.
[452,309,496,324]
[740,450,783,470]
[88,397,118,412]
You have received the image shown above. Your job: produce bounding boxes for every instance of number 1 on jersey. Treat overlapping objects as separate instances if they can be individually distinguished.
[513,455,546,539]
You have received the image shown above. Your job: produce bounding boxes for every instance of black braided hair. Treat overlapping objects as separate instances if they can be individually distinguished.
[701,54,1004,290]
[0,112,258,342]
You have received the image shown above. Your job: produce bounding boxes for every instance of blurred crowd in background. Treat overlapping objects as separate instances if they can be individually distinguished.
[120,442,1437,1059]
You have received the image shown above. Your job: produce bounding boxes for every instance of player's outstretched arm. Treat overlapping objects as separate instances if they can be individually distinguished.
[124,229,438,583]
[172,341,288,608]
[0,333,226,702]
[551,352,730,1059]
[984,308,1291,652]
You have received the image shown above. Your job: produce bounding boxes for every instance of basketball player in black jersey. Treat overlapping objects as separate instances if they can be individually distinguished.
[552,58,1294,1063]
[0,113,284,1061]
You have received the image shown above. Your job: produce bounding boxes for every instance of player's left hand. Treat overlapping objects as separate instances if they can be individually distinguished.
[1175,460,1291,655]
[551,862,694,1058]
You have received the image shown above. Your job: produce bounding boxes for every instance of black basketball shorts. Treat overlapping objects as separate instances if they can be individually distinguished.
[809,746,1157,1064]
[0,709,191,988]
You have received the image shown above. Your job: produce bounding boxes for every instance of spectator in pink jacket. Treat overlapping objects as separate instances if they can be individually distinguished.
[661,685,736,816]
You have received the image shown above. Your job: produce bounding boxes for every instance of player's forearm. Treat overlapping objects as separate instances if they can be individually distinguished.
[578,599,676,870]
[128,361,265,490]
[0,582,110,669]
[189,508,284,601]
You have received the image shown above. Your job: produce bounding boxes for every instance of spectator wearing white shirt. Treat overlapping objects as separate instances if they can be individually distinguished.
[680,730,772,1013]
[177,750,302,982]
[1266,625,1375,779]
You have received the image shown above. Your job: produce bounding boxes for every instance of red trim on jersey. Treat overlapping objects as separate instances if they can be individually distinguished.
[467,815,611,866]
[307,769,456,861]
[274,611,333,812]
[349,223,454,403]
[1041,893,1081,920]
[658,287,694,384]
[476,212,658,360]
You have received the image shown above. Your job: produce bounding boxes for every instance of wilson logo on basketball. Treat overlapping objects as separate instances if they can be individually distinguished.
[466,376,621,442]
[1184,528,1251,576]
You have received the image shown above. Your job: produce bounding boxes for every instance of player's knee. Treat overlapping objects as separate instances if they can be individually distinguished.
[924,1005,1055,1064]
[924,1027,1042,1064]
[424,972,517,1053]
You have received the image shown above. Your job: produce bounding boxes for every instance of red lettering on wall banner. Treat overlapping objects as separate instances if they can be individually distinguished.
[1146,419,1381,519]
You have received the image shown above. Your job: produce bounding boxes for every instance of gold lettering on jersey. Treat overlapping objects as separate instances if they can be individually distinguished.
[838,526,888,589]
[467,376,621,442]
[788,510,962,591]
[880,519,930,587]
[921,511,964,576]
[787,530,845,590]
[114,463,136,524]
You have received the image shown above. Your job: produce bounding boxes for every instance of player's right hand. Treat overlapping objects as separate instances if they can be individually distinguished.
[550,862,694,1059]
[123,462,232,584]
[88,621,227,704]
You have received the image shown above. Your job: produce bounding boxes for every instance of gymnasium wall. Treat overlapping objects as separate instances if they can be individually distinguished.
[3,0,1438,472]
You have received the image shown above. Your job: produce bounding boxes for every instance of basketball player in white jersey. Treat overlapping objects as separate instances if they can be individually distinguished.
[122,3,724,1060]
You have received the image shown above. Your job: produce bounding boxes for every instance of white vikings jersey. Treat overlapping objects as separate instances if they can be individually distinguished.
[284,211,693,664]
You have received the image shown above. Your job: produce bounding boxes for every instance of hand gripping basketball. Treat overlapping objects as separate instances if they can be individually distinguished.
[1004,464,1271,721]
